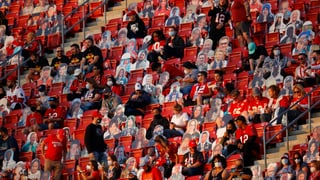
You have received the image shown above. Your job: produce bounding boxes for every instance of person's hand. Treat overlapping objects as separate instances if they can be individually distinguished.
[131,94,139,100]
[168,42,173,47]
[216,23,224,29]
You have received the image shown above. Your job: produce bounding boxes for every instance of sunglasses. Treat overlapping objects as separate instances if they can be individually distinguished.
[294,91,300,93]
[56,50,63,52]
[298,57,304,60]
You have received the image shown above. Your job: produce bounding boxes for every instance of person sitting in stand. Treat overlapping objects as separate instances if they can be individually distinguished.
[43,96,66,130]
[164,26,185,59]
[248,87,269,123]
[189,71,213,105]
[124,82,151,116]
[228,159,253,180]
[182,140,205,176]
[227,90,248,119]
[295,53,316,87]
[80,78,102,111]
[146,107,170,140]
[51,47,70,71]
[6,76,26,110]
[203,154,229,180]
[126,10,146,39]
[235,116,259,166]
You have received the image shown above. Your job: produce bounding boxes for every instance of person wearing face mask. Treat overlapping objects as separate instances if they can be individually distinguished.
[263,45,292,73]
[276,153,295,179]
[220,120,237,157]
[76,160,101,180]
[291,152,309,177]
[101,87,122,116]
[84,111,107,166]
[105,154,121,180]
[80,78,102,111]
[163,26,185,59]
[36,85,50,114]
[228,159,252,180]
[25,103,44,133]
[43,97,66,130]
[178,61,198,95]
[106,75,123,96]
[309,160,320,180]
[204,154,229,180]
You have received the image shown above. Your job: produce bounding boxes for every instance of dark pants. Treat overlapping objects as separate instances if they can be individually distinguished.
[182,167,203,176]
[124,107,144,116]
[44,159,62,180]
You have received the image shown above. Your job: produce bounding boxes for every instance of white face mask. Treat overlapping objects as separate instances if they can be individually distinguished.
[107,81,113,86]
[281,159,288,165]
[107,160,113,166]
[214,162,222,167]
[310,167,316,173]
[294,159,300,164]
[86,164,91,171]
[273,50,280,56]
[86,84,90,89]
[39,92,45,96]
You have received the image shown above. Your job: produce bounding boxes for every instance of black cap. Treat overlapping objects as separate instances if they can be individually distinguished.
[38,85,46,92]
[48,97,58,101]
[183,61,197,69]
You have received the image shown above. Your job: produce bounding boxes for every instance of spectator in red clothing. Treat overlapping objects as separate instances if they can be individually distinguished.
[227,90,248,119]
[23,32,41,59]
[25,105,44,133]
[147,30,166,63]
[230,0,252,47]
[248,87,269,123]
[140,156,163,180]
[154,135,172,178]
[265,84,290,124]
[90,65,107,89]
[69,69,85,100]
[309,160,320,180]
[43,96,66,130]
[106,75,123,96]
[295,53,316,87]
[76,160,101,180]
[190,71,213,105]
[41,129,67,180]
[235,115,259,166]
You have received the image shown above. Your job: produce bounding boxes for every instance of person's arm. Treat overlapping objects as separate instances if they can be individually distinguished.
[243,0,251,20]
[90,93,101,102]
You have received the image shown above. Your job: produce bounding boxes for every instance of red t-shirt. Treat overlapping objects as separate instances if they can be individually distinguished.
[90,171,100,180]
[44,106,66,119]
[235,124,257,143]
[190,82,211,99]
[228,98,249,118]
[230,0,248,22]
[141,167,163,180]
[268,96,290,111]
[248,97,269,113]
[70,79,85,92]
[26,112,43,126]
[291,96,308,110]
[148,40,166,52]
[43,134,66,161]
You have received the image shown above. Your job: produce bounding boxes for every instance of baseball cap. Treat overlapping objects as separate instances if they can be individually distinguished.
[7,76,17,81]
[248,42,256,55]
[48,97,58,101]
[188,140,197,148]
[74,69,81,76]
[91,111,103,119]
[127,10,137,16]
[38,85,46,92]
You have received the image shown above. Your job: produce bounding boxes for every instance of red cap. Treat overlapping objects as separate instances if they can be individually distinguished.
[127,10,137,16]
[7,76,17,81]
[189,140,197,148]
[91,111,103,119]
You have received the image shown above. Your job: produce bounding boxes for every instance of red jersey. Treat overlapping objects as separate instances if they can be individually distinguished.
[90,171,100,180]
[148,41,166,53]
[291,96,308,110]
[230,0,248,22]
[235,124,257,144]
[228,98,249,118]
[43,134,66,161]
[190,82,211,100]
[112,85,123,96]
[26,112,43,126]
[70,79,85,92]
[248,97,269,114]
[268,95,290,111]
[44,106,66,119]
[141,167,163,180]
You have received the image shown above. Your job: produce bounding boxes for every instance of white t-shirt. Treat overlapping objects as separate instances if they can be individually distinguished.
[171,112,189,133]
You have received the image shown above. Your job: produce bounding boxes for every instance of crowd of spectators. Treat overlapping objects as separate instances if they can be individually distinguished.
[0,0,319,179]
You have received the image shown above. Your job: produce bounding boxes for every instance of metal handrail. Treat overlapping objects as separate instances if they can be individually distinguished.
[0,39,42,86]
[263,85,320,168]
[61,0,108,49]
